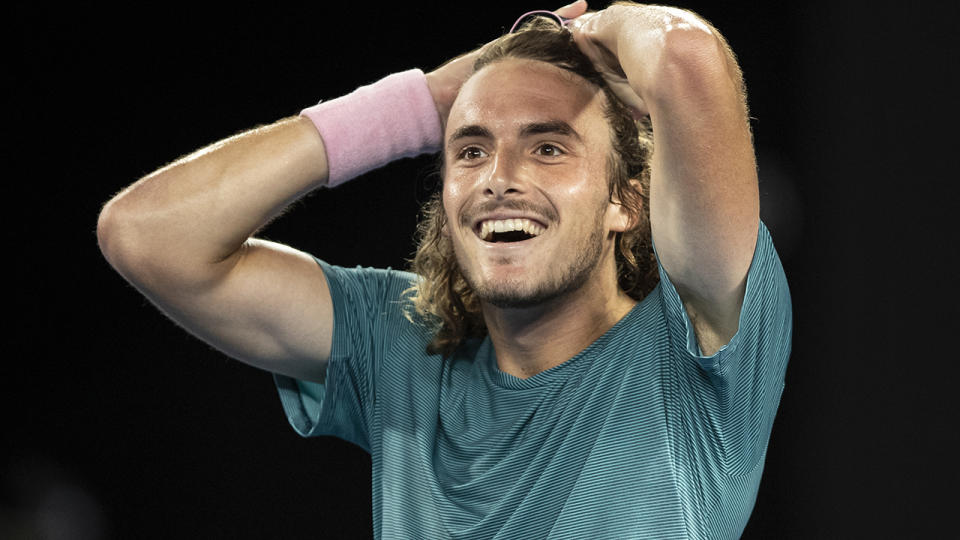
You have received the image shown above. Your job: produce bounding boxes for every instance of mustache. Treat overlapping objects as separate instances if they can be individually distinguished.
[459,199,558,228]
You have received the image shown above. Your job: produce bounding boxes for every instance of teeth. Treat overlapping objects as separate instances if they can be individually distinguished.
[479,218,545,241]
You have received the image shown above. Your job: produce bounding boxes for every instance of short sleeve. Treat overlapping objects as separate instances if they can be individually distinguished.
[657,221,793,472]
[273,260,418,452]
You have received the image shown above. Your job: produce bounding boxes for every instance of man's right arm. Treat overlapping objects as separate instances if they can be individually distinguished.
[97,2,588,384]
[98,116,336,382]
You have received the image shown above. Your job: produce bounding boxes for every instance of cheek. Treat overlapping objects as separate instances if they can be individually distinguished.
[558,162,609,204]
[442,169,480,223]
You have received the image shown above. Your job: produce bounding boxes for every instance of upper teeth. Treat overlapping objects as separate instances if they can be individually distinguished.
[480,218,545,241]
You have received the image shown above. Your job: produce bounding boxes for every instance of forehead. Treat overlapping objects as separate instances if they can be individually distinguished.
[447,58,607,139]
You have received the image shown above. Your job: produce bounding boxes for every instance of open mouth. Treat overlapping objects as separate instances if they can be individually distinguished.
[477,218,545,243]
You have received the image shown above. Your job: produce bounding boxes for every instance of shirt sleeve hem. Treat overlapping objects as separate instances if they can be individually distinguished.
[273,370,333,438]
[654,221,771,376]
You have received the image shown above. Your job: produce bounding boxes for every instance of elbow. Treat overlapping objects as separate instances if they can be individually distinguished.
[97,196,123,268]
[97,183,232,293]
[97,194,185,291]
[647,19,744,106]
[97,188,170,286]
[97,194,143,276]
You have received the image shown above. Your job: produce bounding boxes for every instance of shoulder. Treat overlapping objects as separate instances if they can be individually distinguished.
[317,260,419,306]
[315,260,429,343]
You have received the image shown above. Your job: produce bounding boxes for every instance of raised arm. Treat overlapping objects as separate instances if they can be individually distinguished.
[569,2,759,355]
[98,116,338,381]
[98,67,452,382]
[97,3,589,381]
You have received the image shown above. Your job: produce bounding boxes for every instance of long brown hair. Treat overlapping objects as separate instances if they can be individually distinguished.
[407,17,657,356]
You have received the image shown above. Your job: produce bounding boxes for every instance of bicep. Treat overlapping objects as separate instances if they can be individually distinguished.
[149,239,333,382]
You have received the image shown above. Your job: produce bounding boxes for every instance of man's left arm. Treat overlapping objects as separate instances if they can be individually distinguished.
[570,3,759,355]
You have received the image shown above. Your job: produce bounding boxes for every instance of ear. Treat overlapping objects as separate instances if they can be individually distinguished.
[606,199,631,233]
[606,179,643,233]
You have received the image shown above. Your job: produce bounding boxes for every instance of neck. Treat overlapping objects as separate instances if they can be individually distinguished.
[481,262,637,380]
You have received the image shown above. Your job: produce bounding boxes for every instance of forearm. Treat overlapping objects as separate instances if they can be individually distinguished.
[623,5,758,225]
[98,116,327,285]
[608,4,745,108]
[600,3,755,196]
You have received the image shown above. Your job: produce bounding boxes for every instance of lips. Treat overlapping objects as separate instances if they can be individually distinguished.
[462,200,556,245]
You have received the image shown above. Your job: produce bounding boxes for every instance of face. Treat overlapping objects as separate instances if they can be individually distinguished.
[442,58,629,308]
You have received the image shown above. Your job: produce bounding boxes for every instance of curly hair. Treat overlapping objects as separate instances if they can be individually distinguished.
[407,17,658,357]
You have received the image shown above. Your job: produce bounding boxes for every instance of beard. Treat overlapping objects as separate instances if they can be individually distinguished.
[458,209,607,309]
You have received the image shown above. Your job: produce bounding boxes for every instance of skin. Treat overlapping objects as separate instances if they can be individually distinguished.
[568,3,759,355]
[96,0,757,383]
[442,59,635,378]
[438,2,759,375]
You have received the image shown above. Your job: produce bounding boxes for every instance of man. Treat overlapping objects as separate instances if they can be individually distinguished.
[98,1,791,538]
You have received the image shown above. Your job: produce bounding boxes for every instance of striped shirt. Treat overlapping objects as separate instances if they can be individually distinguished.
[274,221,792,539]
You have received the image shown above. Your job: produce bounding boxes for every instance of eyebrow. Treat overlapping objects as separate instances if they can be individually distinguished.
[447,125,493,147]
[446,120,582,148]
[519,120,581,142]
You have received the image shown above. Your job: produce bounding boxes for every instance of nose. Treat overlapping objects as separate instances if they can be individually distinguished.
[482,150,526,199]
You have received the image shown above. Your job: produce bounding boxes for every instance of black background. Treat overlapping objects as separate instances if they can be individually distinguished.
[7,1,958,538]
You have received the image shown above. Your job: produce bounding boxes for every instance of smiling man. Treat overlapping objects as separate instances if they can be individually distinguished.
[98,2,791,538]
[434,57,640,378]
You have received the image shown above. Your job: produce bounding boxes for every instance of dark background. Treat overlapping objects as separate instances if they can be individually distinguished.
[7,1,958,538]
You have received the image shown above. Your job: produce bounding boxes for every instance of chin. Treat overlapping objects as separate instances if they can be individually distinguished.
[479,288,552,309]
[472,269,593,309]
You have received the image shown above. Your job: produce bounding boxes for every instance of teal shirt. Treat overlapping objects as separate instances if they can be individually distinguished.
[274,221,792,539]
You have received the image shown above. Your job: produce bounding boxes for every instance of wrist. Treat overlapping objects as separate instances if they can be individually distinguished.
[300,69,444,187]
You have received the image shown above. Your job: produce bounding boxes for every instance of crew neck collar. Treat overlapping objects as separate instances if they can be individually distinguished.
[482,300,645,390]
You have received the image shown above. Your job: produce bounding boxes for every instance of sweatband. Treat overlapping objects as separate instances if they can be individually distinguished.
[300,69,444,187]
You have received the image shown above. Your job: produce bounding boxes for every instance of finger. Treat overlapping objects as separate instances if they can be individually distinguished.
[569,18,605,67]
[566,11,595,37]
[554,0,588,19]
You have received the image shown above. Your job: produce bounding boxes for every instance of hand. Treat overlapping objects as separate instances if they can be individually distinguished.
[425,0,590,124]
[567,5,650,118]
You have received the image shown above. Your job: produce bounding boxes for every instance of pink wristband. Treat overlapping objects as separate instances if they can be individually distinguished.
[300,69,443,187]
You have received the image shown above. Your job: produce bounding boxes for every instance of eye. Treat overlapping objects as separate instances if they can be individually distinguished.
[457,146,488,160]
[535,143,565,157]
